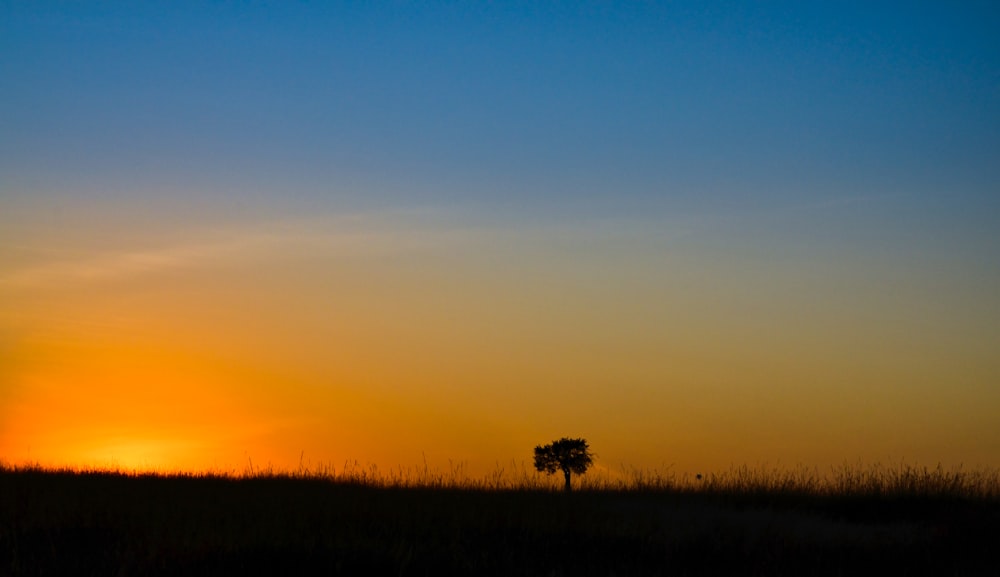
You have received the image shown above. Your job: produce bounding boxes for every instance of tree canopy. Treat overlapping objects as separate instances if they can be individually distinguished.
[533,437,594,491]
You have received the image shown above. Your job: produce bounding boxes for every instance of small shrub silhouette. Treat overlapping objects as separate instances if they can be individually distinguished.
[533,437,594,492]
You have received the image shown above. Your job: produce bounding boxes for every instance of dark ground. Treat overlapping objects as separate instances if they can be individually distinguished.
[1,468,997,576]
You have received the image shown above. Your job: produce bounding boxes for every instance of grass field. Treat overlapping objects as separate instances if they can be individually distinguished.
[2,461,997,576]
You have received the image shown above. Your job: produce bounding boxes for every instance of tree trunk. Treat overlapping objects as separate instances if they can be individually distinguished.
[563,469,572,492]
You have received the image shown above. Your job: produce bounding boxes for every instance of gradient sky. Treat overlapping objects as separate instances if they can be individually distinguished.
[2,1,999,476]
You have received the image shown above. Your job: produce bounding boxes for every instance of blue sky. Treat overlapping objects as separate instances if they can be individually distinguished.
[4,1,998,215]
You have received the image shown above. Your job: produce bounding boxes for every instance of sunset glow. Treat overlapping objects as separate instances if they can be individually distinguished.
[2,2,998,477]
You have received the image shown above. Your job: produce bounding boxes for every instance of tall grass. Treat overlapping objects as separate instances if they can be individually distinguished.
[3,459,998,576]
[4,458,997,499]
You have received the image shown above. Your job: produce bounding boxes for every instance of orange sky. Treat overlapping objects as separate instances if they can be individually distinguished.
[5,3,1000,478]
[2,199,998,476]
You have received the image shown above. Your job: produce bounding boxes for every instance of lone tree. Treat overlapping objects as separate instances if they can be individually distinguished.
[533,437,594,492]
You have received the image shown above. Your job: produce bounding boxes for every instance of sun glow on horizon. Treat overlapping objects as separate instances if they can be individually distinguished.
[2,0,999,475]
[2,205,998,476]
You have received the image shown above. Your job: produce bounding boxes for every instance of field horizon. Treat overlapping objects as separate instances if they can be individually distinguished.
[3,459,998,576]
[4,458,1000,497]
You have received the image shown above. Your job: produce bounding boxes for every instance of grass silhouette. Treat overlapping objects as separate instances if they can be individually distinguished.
[2,460,997,576]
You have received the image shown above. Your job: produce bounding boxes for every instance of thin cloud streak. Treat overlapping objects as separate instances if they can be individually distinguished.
[2,193,874,292]
[0,212,448,290]
[0,207,702,292]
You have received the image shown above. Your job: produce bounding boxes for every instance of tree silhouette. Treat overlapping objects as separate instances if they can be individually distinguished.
[533,437,594,492]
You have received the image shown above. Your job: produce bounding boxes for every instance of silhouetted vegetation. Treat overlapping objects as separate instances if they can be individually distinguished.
[533,437,594,492]
[1,460,998,576]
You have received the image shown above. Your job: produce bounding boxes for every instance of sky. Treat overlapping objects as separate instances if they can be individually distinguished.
[2,1,999,477]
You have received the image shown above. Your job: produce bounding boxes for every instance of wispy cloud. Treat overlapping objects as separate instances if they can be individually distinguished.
[0,204,729,292]
[0,210,461,291]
